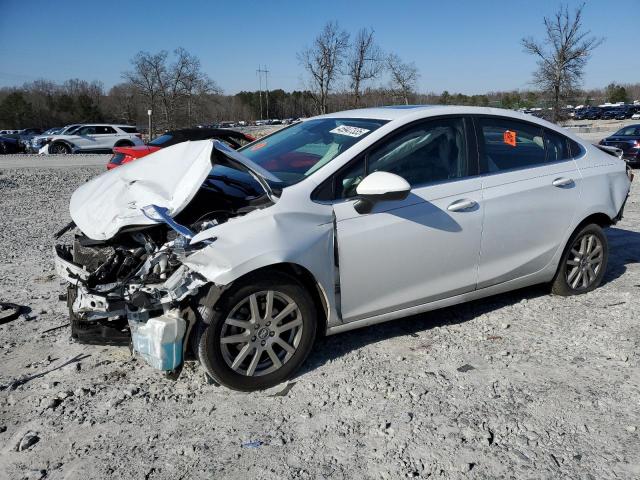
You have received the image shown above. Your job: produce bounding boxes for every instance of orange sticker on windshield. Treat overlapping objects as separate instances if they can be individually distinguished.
[503,130,517,147]
[251,142,267,151]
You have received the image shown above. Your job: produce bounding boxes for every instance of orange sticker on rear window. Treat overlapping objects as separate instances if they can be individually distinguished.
[251,142,267,151]
[503,130,517,147]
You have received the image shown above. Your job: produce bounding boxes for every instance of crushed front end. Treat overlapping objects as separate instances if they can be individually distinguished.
[55,225,208,370]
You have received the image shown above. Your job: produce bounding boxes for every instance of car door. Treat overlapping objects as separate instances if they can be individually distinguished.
[71,126,98,150]
[474,117,582,288]
[92,126,117,149]
[327,117,484,322]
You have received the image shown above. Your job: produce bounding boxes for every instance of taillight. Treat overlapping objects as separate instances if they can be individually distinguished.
[135,133,142,139]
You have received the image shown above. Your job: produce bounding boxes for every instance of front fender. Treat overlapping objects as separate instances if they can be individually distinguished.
[183,206,340,326]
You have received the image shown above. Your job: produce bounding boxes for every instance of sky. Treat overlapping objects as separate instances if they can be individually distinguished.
[0,0,638,95]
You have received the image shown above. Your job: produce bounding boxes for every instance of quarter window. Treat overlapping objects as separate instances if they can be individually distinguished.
[478,118,545,172]
[544,129,572,162]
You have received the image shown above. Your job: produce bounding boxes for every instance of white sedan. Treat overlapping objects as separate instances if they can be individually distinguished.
[54,106,632,390]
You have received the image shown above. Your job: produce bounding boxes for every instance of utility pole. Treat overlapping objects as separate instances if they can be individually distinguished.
[256,68,263,120]
[257,65,270,120]
[264,65,270,119]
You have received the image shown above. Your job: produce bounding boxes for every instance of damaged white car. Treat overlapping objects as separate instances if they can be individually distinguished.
[54,106,633,391]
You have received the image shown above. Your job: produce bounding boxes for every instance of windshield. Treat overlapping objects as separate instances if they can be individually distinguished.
[238,118,387,186]
[63,125,81,135]
[149,134,173,146]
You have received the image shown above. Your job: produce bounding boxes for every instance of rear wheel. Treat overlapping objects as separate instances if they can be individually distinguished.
[196,272,317,391]
[551,223,608,296]
[115,140,134,148]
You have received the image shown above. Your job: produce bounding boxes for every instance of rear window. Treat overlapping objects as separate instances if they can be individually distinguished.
[119,126,139,133]
[110,152,125,165]
[149,134,173,146]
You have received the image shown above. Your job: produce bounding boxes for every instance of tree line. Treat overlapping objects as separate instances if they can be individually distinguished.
[0,4,637,130]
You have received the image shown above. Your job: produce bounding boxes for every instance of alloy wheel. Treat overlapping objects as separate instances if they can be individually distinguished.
[565,233,604,290]
[219,290,303,377]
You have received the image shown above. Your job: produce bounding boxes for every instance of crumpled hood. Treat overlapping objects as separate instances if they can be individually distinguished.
[70,140,214,240]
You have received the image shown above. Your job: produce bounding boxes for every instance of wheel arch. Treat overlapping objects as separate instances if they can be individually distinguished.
[50,139,74,152]
[217,262,330,337]
[574,212,614,231]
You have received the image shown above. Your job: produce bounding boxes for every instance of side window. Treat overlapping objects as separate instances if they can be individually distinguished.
[544,129,571,162]
[367,118,468,188]
[77,126,96,135]
[96,126,117,134]
[478,118,545,172]
[320,117,469,201]
[334,157,366,199]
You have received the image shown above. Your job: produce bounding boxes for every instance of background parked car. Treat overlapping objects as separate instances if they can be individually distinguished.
[46,124,143,154]
[29,125,79,153]
[0,135,21,154]
[107,128,255,169]
[599,124,640,167]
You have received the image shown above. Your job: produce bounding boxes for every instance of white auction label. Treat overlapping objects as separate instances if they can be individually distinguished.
[330,125,370,137]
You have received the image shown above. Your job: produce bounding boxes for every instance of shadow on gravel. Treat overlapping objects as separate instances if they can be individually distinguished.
[302,284,550,377]
[603,227,640,285]
[302,225,640,377]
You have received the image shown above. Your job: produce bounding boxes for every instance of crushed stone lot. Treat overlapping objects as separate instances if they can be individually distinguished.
[0,161,639,480]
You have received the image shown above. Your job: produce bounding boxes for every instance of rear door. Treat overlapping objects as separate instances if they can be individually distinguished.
[94,126,118,149]
[474,116,582,288]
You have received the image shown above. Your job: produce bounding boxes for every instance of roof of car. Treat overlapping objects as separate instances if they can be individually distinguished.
[314,105,554,122]
[313,105,585,141]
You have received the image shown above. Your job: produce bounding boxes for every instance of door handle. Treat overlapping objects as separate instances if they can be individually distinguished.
[447,199,477,212]
[552,177,574,187]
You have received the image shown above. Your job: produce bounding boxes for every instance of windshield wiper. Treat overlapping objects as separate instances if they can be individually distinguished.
[211,140,280,203]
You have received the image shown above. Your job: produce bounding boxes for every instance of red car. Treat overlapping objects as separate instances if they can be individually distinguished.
[107,128,255,169]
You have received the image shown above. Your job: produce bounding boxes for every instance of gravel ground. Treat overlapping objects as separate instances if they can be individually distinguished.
[0,163,639,480]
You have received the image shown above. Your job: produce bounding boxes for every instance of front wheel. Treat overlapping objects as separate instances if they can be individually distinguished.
[49,142,70,154]
[196,272,317,391]
[551,223,609,296]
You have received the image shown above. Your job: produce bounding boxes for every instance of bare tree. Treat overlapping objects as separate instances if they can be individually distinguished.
[346,28,384,107]
[386,53,419,105]
[122,50,167,122]
[123,48,219,129]
[522,3,603,121]
[298,21,350,114]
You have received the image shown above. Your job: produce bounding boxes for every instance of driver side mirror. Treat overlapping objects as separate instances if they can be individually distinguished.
[354,171,411,214]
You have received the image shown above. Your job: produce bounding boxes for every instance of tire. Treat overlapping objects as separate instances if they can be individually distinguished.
[49,142,70,154]
[196,271,317,391]
[551,223,609,296]
[0,142,7,155]
[115,141,134,148]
